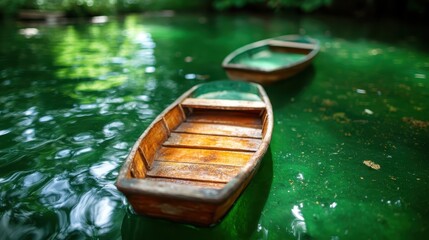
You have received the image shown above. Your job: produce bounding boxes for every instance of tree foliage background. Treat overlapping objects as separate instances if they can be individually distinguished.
[0,0,428,18]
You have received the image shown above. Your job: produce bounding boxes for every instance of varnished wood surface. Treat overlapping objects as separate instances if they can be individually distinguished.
[147,161,242,183]
[186,110,262,128]
[139,120,168,166]
[157,147,253,166]
[163,132,262,152]
[174,122,262,138]
[115,81,273,226]
[144,177,226,189]
[163,106,186,131]
[182,98,266,110]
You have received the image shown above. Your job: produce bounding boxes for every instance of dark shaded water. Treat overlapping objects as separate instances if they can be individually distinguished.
[0,13,428,239]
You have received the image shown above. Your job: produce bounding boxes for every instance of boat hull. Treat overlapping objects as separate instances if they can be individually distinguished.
[115,80,273,226]
[224,60,313,84]
[120,165,256,226]
[222,35,319,84]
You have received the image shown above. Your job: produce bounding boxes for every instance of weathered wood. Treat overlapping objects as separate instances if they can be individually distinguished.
[145,177,226,189]
[262,113,269,138]
[163,132,261,152]
[186,110,262,128]
[139,120,168,167]
[182,98,266,111]
[147,161,242,183]
[174,122,262,138]
[125,193,220,226]
[131,151,146,178]
[269,45,312,54]
[137,146,149,170]
[115,80,274,226]
[164,105,185,131]
[157,147,253,166]
[268,39,316,50]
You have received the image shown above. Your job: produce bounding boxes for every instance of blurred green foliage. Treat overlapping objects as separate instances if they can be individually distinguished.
[0,0,209,17]
[214,0,332,12]
[0,0,28,15]
[0,0,428,18]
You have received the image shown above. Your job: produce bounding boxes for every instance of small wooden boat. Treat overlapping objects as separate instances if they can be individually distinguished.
[222,35,320,84]
[115,80,273,226]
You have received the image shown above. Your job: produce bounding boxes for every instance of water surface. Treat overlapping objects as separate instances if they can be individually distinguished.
[0,13,428,239]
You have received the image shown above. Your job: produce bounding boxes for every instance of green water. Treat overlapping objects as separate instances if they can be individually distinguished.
[0,13,428,239]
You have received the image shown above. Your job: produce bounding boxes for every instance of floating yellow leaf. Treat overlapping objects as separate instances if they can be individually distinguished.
[363,160,380,170]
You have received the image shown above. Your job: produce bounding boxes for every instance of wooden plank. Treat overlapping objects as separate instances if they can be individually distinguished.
[146,161,242,183]
[268,39,316,50]
[182,98,265,111]
[140,120,169,166]
[174,122,262,138]
[262,113,268,138]
[186,110,262,128]
[157,147,253,166]
[131,151,146,178]
[163,133,261,152]
[269,45,311,55]
[137,146,150,170]
[145,177,226,189]
[164,106,185,131]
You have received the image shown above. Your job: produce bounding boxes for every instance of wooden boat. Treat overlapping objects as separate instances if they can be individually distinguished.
[115,80,273,226]
[222,35,320,84]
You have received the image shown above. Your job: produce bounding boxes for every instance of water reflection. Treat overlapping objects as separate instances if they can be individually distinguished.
[91,16,109,24]
[90,161,117,179]
[55,149,72,159]
[19,28,39,38]
[0,129,11,136]
[40,176,76,208]
[22,171,45,187]
[256,223,269,239]
[69,189,117,236]
[291,205,307,239]
[39,115,54,122]
[102,121,125,138]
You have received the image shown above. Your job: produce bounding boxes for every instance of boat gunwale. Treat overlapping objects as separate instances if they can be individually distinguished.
[115,82,273,204]
[221,34,320,73]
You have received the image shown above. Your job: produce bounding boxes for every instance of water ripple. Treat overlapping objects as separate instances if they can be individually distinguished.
[113,142,128,150]
[74,147,93,156]
[40,177,76,209]
[55,149,72,160]
[22,172,45,187]
[90,161,117,179]
[72,132,94,143]
[68,189,118,236]
[0,129,11,136]
[39,115,54,122]
[103,121,125,138]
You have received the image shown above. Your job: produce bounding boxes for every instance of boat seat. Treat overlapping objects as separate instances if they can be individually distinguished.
[181,98,266,111]
[268,39,316,50]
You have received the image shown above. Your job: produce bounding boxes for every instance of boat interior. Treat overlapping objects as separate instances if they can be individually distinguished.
[127,95,269,190]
